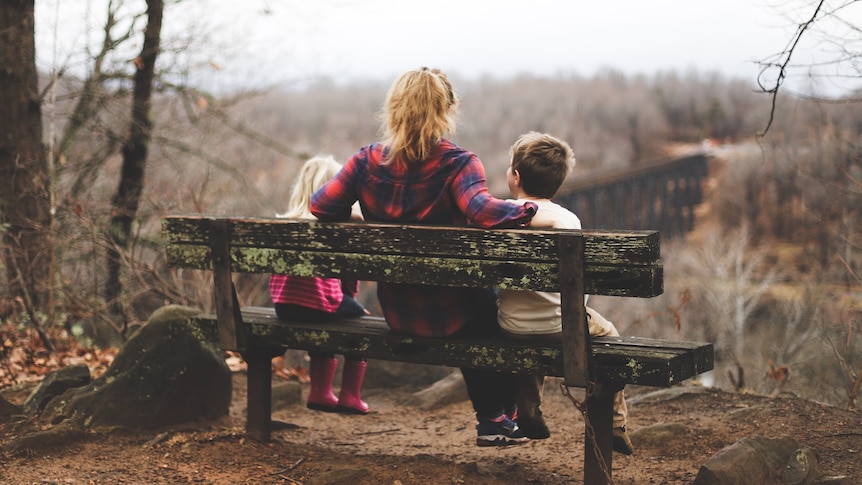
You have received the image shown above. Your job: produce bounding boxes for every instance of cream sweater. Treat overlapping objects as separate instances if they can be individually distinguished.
[497,199,583,335]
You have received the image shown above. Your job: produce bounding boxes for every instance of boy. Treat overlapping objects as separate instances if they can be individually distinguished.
[497,132,634,455]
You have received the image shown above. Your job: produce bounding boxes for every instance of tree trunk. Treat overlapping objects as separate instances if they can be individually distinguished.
[105,0,163,324]
[0,0,54,312]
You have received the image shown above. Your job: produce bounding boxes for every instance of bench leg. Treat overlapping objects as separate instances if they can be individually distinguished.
[584,383,617,485]
[244,347,281,441]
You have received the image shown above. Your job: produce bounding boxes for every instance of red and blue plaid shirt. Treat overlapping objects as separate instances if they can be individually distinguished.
[311,139,536,337]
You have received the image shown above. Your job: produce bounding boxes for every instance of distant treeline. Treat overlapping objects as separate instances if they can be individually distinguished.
[220,69,771,199]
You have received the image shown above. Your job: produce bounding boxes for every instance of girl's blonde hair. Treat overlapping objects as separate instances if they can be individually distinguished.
[277,155,342,219]
[380,67,458,165]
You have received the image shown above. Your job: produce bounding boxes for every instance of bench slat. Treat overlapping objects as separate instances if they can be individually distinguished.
[202,308,713,388]
[164,216,661,263]
[163,216,663,297]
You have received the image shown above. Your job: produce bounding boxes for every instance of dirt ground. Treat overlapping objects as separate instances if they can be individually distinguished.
[1,371,861,485]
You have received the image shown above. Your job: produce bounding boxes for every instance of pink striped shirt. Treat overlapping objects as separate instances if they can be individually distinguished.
[269,275,358,313]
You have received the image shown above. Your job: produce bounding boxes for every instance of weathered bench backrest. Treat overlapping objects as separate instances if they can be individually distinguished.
[162,215,663,386]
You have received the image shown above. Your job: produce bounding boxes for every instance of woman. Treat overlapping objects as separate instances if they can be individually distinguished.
[311,67,537,446]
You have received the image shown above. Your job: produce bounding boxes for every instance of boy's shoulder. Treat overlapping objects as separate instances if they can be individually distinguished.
[508,198,580,229]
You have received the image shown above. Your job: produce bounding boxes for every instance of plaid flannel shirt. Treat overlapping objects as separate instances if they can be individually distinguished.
[310,139,536,337]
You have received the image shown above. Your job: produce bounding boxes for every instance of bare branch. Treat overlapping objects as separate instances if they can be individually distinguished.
[152,134,262,197]
[757,0,827,138]
[58,2,145,155]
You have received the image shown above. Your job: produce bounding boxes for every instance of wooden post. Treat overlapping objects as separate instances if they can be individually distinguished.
[584,382,618,485]
[210,219,244,351]
[244,347,280,441]
[558,233,589,387]
[559,232,612,484]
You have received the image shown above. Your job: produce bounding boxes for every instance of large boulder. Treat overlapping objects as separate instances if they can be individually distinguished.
[39,305,231,430]
[694,435,821,485]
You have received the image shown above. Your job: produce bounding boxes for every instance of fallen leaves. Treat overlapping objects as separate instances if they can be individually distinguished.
[0,323,117,390]
[1,324,305,392]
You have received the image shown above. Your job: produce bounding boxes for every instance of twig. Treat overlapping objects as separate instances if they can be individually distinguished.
[4,242,55,353]
[824,432,862,438]
[275,476,302,485]
[363,428,401,436]
[757,0,826,138]
[143,431,171,448]
[268,457,305,476]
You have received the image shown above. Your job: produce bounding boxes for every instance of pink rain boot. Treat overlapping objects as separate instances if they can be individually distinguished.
[337,359,369,415]
[306,356,339,412]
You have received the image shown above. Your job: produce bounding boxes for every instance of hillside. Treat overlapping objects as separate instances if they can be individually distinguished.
[2,371,859,484]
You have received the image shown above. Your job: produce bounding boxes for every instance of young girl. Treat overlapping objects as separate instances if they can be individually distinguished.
[270,155,370,415]
[310,68,537,446]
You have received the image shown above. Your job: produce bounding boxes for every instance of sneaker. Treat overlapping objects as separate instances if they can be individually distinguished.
[504,404,518,421]
[612,426,634,455]
[476,415,529,447]
[518,415,551,440]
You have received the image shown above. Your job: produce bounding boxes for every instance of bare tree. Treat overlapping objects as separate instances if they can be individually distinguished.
[682,223,781,384]
[0,1,54,316]
[105,0,163,323]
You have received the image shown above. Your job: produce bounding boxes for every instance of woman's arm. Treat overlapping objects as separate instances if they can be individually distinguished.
[453,157,536,228]
[310,155,360,221]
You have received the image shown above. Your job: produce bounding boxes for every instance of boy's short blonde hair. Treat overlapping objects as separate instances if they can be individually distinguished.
[510,132,575,199]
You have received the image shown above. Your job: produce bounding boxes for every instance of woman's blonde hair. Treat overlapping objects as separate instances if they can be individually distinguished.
[277,155,342,219]
[380,67,458,165]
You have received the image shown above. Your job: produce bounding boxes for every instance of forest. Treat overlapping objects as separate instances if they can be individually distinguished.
[2,1,861,411]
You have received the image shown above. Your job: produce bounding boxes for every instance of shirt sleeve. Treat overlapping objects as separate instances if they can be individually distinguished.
[454,156,537,228]
[310,155,359,222]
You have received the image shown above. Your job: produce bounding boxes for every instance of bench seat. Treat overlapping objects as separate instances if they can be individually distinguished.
[195,307,713,388]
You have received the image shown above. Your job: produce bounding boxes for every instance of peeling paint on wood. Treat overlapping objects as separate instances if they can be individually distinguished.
[163,217,663,297]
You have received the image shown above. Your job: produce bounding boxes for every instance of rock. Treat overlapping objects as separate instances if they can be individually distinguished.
[630,422,689,448]
[1,418,85,453]
[22,363,90,416]
[39,305,231,430]
[0,381,36,406]
[782,447,820,485]
[694,436,821,485]
[364,360,452,389]
[406,371,469,410]
[627,385,712,405]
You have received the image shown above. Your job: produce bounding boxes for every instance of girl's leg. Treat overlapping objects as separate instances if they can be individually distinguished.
[306,351,339,412]
[337,356,369,414]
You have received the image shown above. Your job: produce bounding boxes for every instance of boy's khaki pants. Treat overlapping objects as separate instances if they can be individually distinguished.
[505,307,628,428]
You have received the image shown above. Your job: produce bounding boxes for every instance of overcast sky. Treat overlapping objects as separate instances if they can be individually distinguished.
[35,0,862,94]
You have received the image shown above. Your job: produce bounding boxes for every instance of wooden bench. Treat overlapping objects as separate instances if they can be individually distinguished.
[162,215,713,485]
